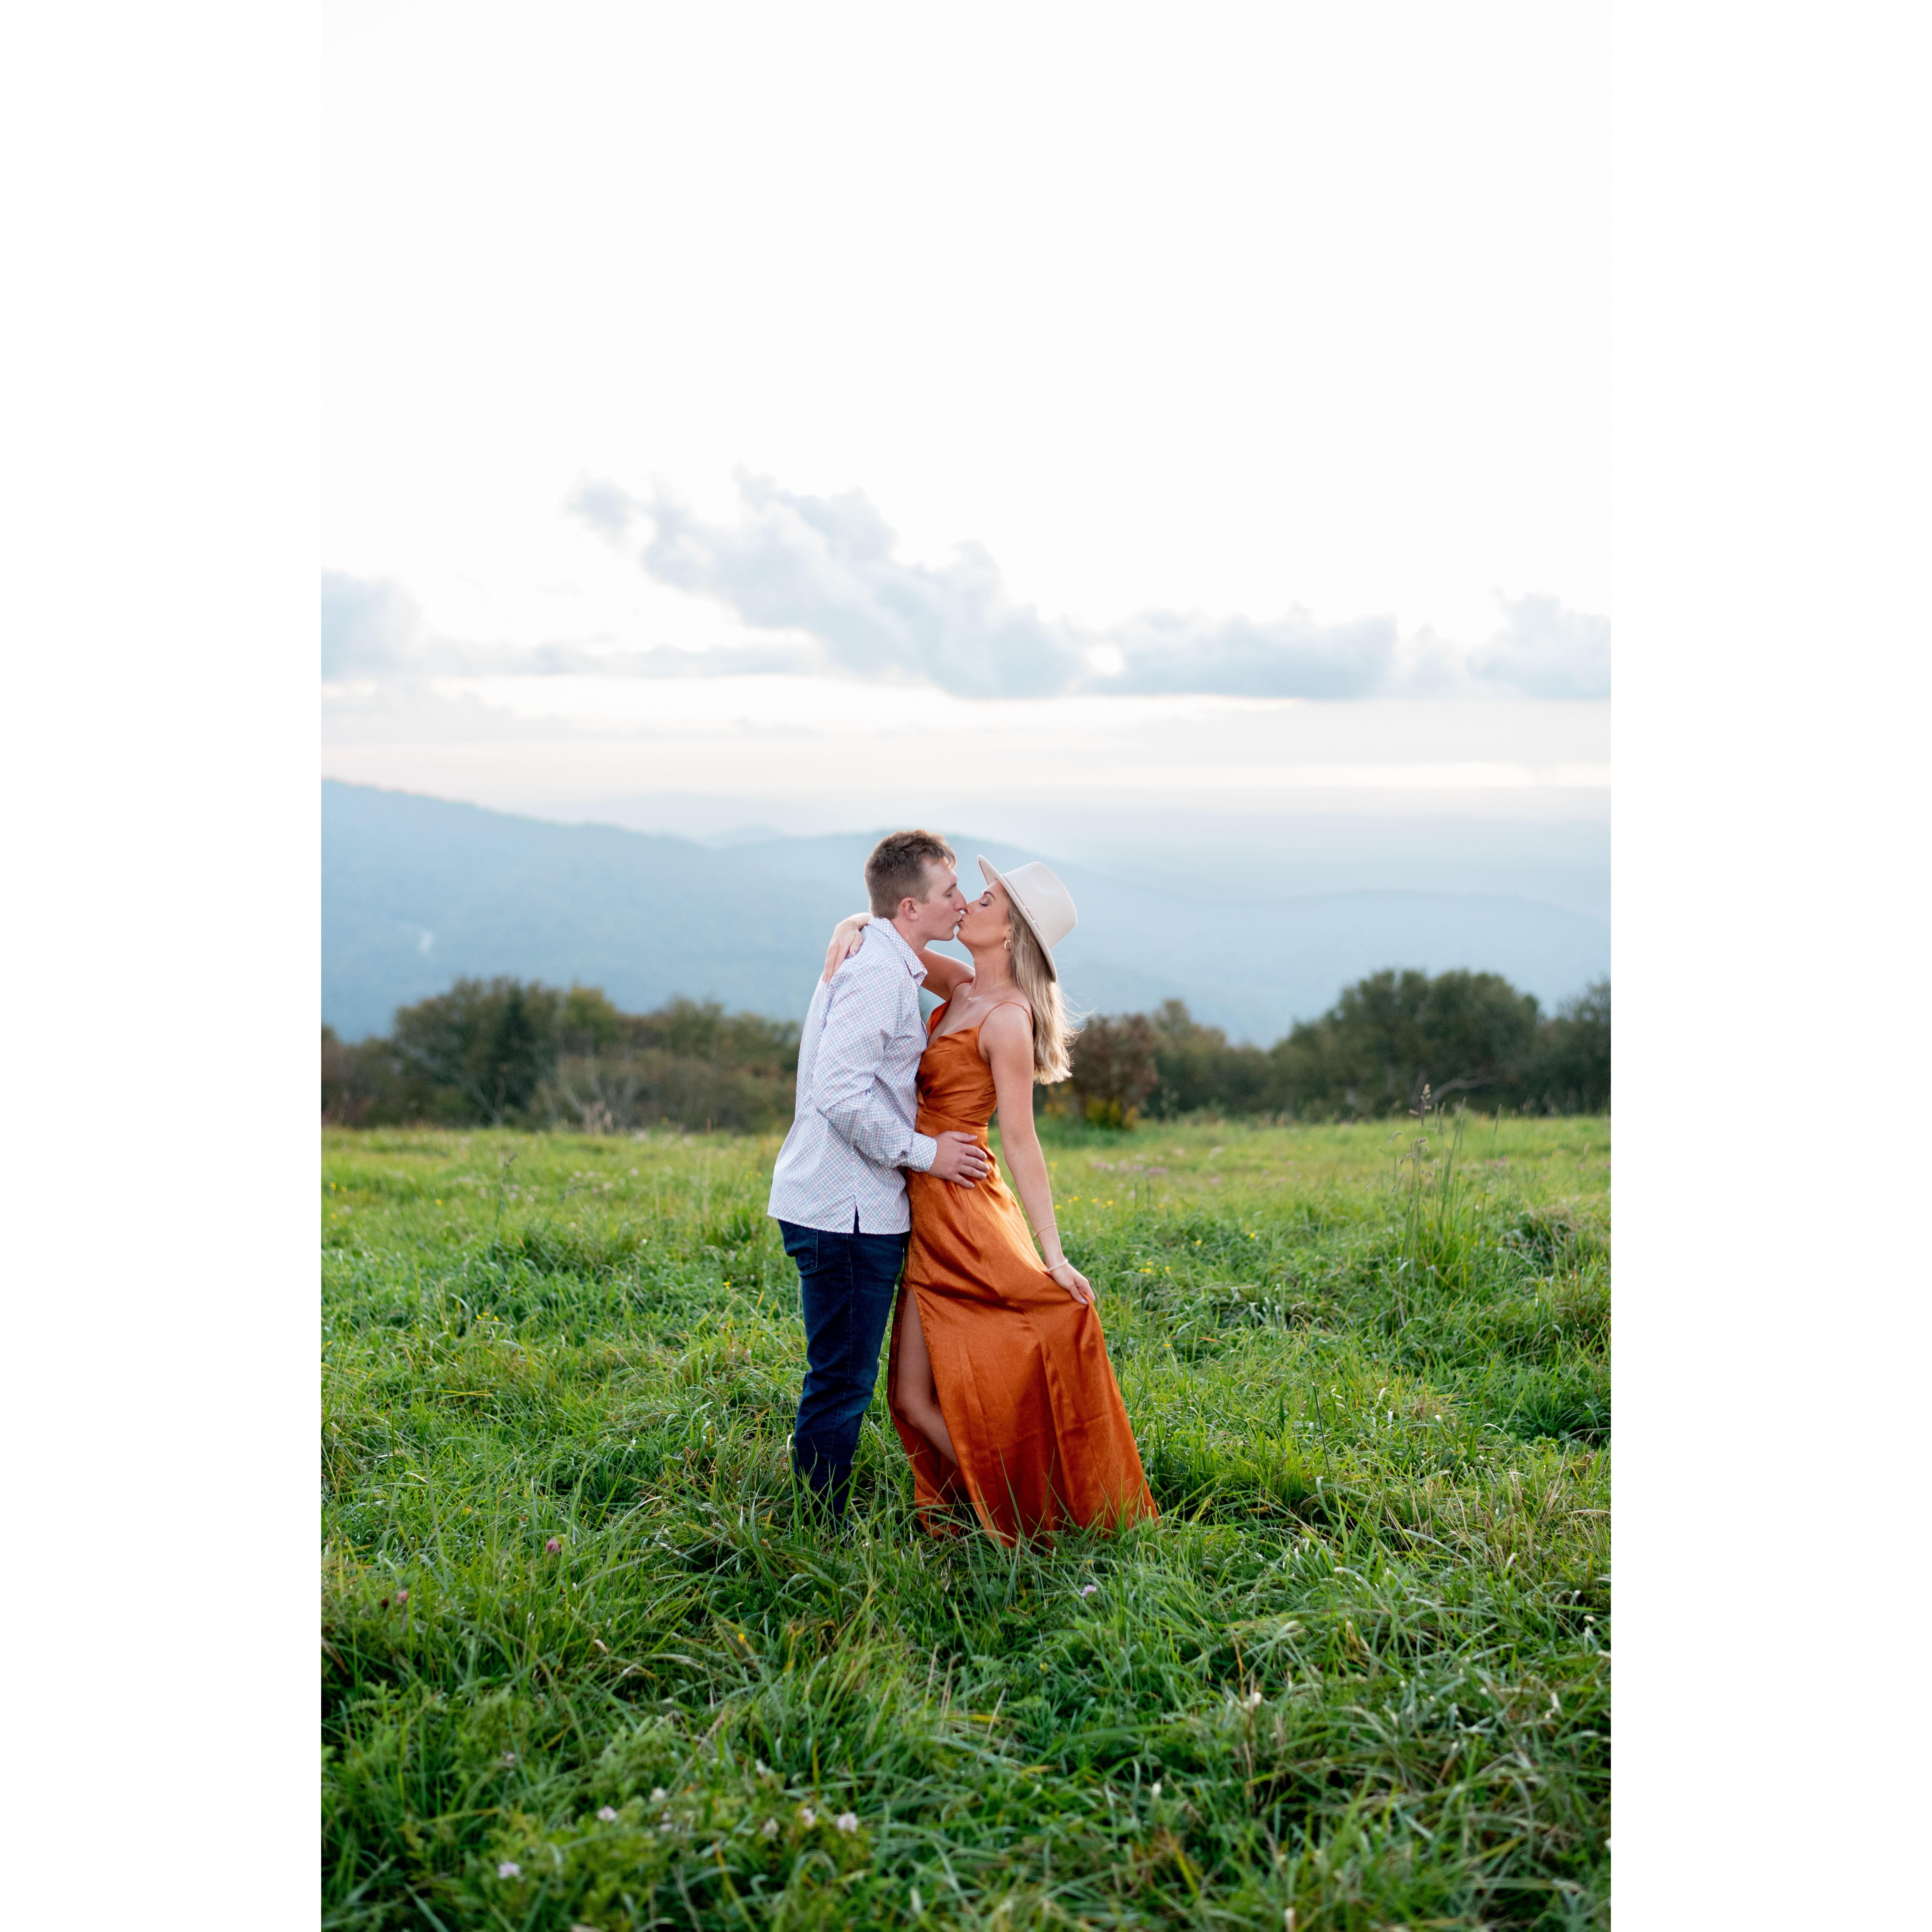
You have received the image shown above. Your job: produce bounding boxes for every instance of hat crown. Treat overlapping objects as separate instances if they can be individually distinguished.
[978,855,1077,970]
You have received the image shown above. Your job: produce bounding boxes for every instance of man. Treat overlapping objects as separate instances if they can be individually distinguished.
[767,829,991,1520]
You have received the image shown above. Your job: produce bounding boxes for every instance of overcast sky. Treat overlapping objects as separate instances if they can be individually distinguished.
[322,1,1608,838]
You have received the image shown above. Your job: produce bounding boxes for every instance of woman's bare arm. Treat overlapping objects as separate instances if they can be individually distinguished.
[982,1006,1093,1304]
[913,942,975,998]
[820,914,975,996]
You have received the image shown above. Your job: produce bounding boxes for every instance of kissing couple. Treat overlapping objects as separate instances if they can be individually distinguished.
[766,828,1157,1544]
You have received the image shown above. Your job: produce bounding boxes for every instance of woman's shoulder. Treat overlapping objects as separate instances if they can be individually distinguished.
[977,999,1034,1050]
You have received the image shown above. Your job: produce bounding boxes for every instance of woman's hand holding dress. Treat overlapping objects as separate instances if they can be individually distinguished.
[1048,1259,1095,1305]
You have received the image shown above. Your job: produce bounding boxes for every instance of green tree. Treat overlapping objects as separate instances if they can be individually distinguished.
[1523,978,1611,1113]
[391,977,564,1124]
[1270,968,1542,1118]
[559,984,626,1057]
[1146,999,1272,1118]
[626,997,801,1077]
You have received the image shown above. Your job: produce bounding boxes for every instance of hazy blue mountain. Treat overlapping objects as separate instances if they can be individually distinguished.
[562,792,1611,921]
[322,782,1610,1043]
[322,783,843,1040]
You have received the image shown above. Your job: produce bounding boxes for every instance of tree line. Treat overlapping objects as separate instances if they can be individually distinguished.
[1059,971,1609,1126]
[322,967,1609,1133]
[322,982,803,1133]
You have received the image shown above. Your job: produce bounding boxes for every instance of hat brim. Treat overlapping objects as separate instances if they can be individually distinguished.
[978,856,1058,982]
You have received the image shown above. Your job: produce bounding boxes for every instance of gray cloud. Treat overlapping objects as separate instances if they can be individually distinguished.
[1472,593,1611,698]
[589,476,1085,699]
[322,572,420,679]
[571,474,1604,700]
[1107,608,1396,698]
[568,478,636,541]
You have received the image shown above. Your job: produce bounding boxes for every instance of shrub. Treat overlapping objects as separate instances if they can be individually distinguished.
[543,1049,794,1135]
[1063,1012,1160,1128]
[320,1026,411,1126]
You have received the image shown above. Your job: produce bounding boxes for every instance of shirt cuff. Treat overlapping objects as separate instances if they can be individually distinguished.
[908,1132,939,1173]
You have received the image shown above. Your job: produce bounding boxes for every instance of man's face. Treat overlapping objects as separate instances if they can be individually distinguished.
[904,860,967,944]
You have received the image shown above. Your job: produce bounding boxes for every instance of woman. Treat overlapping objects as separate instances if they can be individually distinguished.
[822,856,1156,1544]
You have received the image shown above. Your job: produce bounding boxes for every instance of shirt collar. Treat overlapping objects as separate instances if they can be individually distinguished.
[872,919,929,982]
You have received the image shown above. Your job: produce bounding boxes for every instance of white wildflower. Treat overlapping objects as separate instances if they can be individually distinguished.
[1080,1584,1098,1597]
[799,1806,816,1827]
[596,1805,618,1823]
[835,1811,859,1834]
[1150,1781,1162,1799]
[1241,1689,1263,1712]
[649,1786,668,1802]
[761,1818,779,1838]
[500,1751,516,1765]
[497,1861,521,1879]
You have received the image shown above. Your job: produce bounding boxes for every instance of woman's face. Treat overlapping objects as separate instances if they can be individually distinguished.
[957,880,1013,952]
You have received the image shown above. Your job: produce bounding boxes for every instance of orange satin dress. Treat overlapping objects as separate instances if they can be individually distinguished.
[887,1002,1158,1545]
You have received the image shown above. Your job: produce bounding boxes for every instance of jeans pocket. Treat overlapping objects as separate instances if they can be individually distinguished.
[780,1221,818,1268]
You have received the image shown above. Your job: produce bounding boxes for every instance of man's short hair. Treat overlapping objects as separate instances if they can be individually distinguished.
[865,830,957,917]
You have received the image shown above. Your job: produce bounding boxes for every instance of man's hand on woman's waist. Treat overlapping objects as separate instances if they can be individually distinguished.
[928,1131,991,1187]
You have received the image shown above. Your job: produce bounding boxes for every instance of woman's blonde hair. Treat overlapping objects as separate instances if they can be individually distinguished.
[1006,909,1080,1084]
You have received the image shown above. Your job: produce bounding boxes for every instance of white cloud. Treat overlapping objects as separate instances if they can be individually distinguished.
[565,474,1606,701]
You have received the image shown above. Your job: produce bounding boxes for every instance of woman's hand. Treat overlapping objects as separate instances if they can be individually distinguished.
[1048,1259,1095,1306]
[822,912,871,982]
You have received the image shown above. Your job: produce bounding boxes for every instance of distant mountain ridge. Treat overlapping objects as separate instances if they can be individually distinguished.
[322,782,1611,1043]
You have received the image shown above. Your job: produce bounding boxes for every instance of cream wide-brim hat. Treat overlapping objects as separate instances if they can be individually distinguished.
[977,856,1077,981]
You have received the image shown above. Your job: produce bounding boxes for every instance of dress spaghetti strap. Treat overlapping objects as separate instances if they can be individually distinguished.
[928,997,1030,1043]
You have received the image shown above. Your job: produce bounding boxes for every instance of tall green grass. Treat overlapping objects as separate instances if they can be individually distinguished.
[323,1115,1609,1930]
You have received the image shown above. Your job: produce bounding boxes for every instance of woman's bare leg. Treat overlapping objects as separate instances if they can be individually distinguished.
[895,1289,958,1466]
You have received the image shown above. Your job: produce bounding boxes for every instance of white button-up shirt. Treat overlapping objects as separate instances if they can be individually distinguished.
[767,920,940,1235]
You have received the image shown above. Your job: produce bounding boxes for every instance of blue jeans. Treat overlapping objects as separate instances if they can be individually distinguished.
[778,1217,908,1518]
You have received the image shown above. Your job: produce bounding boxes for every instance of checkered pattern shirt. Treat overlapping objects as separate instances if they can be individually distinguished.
[766,919,940,1235]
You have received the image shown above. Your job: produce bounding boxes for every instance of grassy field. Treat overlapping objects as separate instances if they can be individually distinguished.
[322,1111,1609,1931]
